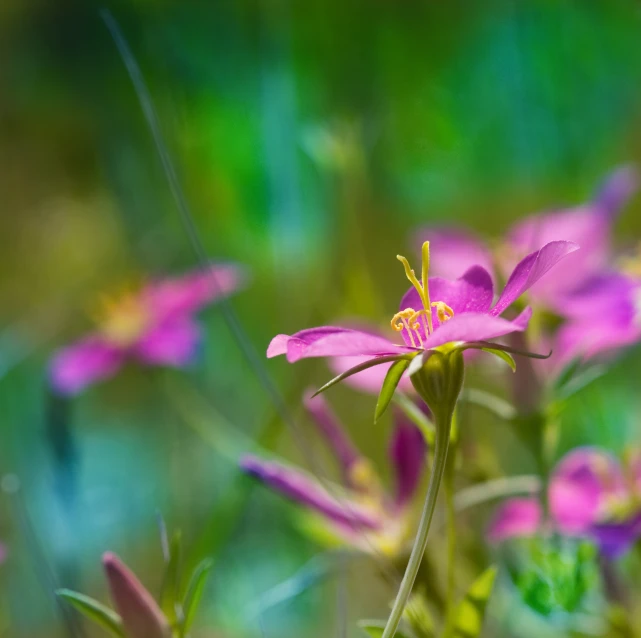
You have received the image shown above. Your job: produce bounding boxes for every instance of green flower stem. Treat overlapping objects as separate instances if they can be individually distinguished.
[443,439,458,638]
[381,410,453,638]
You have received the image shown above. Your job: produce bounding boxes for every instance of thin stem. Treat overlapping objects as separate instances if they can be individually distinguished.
[443,442,457,638]
[381,411,453,638]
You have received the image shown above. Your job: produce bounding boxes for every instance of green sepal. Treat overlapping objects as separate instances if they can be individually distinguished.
[180,558,213,637]
[357,619,413,638]
[375,358,411,422]
[464,341,551,360]
[160,531,182,626]
[56,589,124,637]
[453,566,497,638]
[311,354,415,398]
[480,347,516,372]
[409,350,465,423]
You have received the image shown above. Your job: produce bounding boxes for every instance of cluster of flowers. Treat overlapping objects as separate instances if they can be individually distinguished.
[252,166,641,560]
[10,166,639,635]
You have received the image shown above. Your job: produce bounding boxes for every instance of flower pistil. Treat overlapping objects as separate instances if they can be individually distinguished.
[391,241,454,347]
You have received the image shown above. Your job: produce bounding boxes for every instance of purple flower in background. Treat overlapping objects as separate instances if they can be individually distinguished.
[240,392,427,555]
[267,241,576,373]
[415,167,641,371]
[505,166,638,310]
[49,265,245,395]
[489,447,641,558]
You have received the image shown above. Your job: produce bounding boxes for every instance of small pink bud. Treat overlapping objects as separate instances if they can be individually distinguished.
[102,552,170,638]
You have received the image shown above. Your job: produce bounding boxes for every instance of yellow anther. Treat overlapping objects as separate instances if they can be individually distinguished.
[391,309,416,332]
[431,301,455,323]
[408,309,431,331]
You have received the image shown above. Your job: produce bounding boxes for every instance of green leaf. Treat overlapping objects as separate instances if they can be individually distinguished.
[311,354,414,398]
[56,589,124,637]
[357,620,412,638]
[453,566,497,638]
[480,348,516,372]
[375,358,411,422]
[160,531,182,626]
[180,558,213,636]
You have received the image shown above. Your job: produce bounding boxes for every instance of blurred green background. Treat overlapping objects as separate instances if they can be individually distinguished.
[3,1,641,636]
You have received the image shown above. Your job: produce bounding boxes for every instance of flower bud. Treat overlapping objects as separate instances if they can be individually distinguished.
[410,349,464,422]
[102,553,171,638]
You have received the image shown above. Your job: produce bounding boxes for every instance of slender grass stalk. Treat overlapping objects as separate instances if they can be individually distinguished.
[381,411,453,638]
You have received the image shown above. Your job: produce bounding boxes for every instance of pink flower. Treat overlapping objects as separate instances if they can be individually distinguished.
[414,167,641,371]
[49,265,245,395]
[267,241,576,375]
[240,392,427,555]
[489,447,641,558]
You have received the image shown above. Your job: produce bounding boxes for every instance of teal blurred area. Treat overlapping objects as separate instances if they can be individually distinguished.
[2,1,641,637]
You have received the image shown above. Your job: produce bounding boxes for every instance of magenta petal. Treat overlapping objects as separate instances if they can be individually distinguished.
[240,455,382,530]
[398,267,495,346]
[267,326,411,363]
[400,267,494,317]
[421,312,530,350]
[49,337,125,395]
[414,227,494,280]
[303,390,361,480]
[560,273,639,321]
[487,498,542,543]
[328,355,414,394]
[133,319,201,367]
[550,447,626,535]
[491,241,580,316]
[505,169,636,304]
[553,308,641,369]
[144,264,246,321]
[389,411,427,509]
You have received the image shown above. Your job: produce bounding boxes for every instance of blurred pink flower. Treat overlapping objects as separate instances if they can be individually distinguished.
[240,392,427,555]
[415,167,641,371]
[489,447,641,558]
[49,265,245,395]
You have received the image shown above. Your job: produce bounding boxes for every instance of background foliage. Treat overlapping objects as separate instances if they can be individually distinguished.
[2,1,641,636]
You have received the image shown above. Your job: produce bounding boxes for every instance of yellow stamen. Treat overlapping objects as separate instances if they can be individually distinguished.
[390,308,416,332]
[91,288,150,347]
[391,241,456,345]
[431,301,455,323]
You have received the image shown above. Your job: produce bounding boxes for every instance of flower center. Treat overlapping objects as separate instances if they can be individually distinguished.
[619,242,641,279]
[93,290,151,347]
[390,241,454,348]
